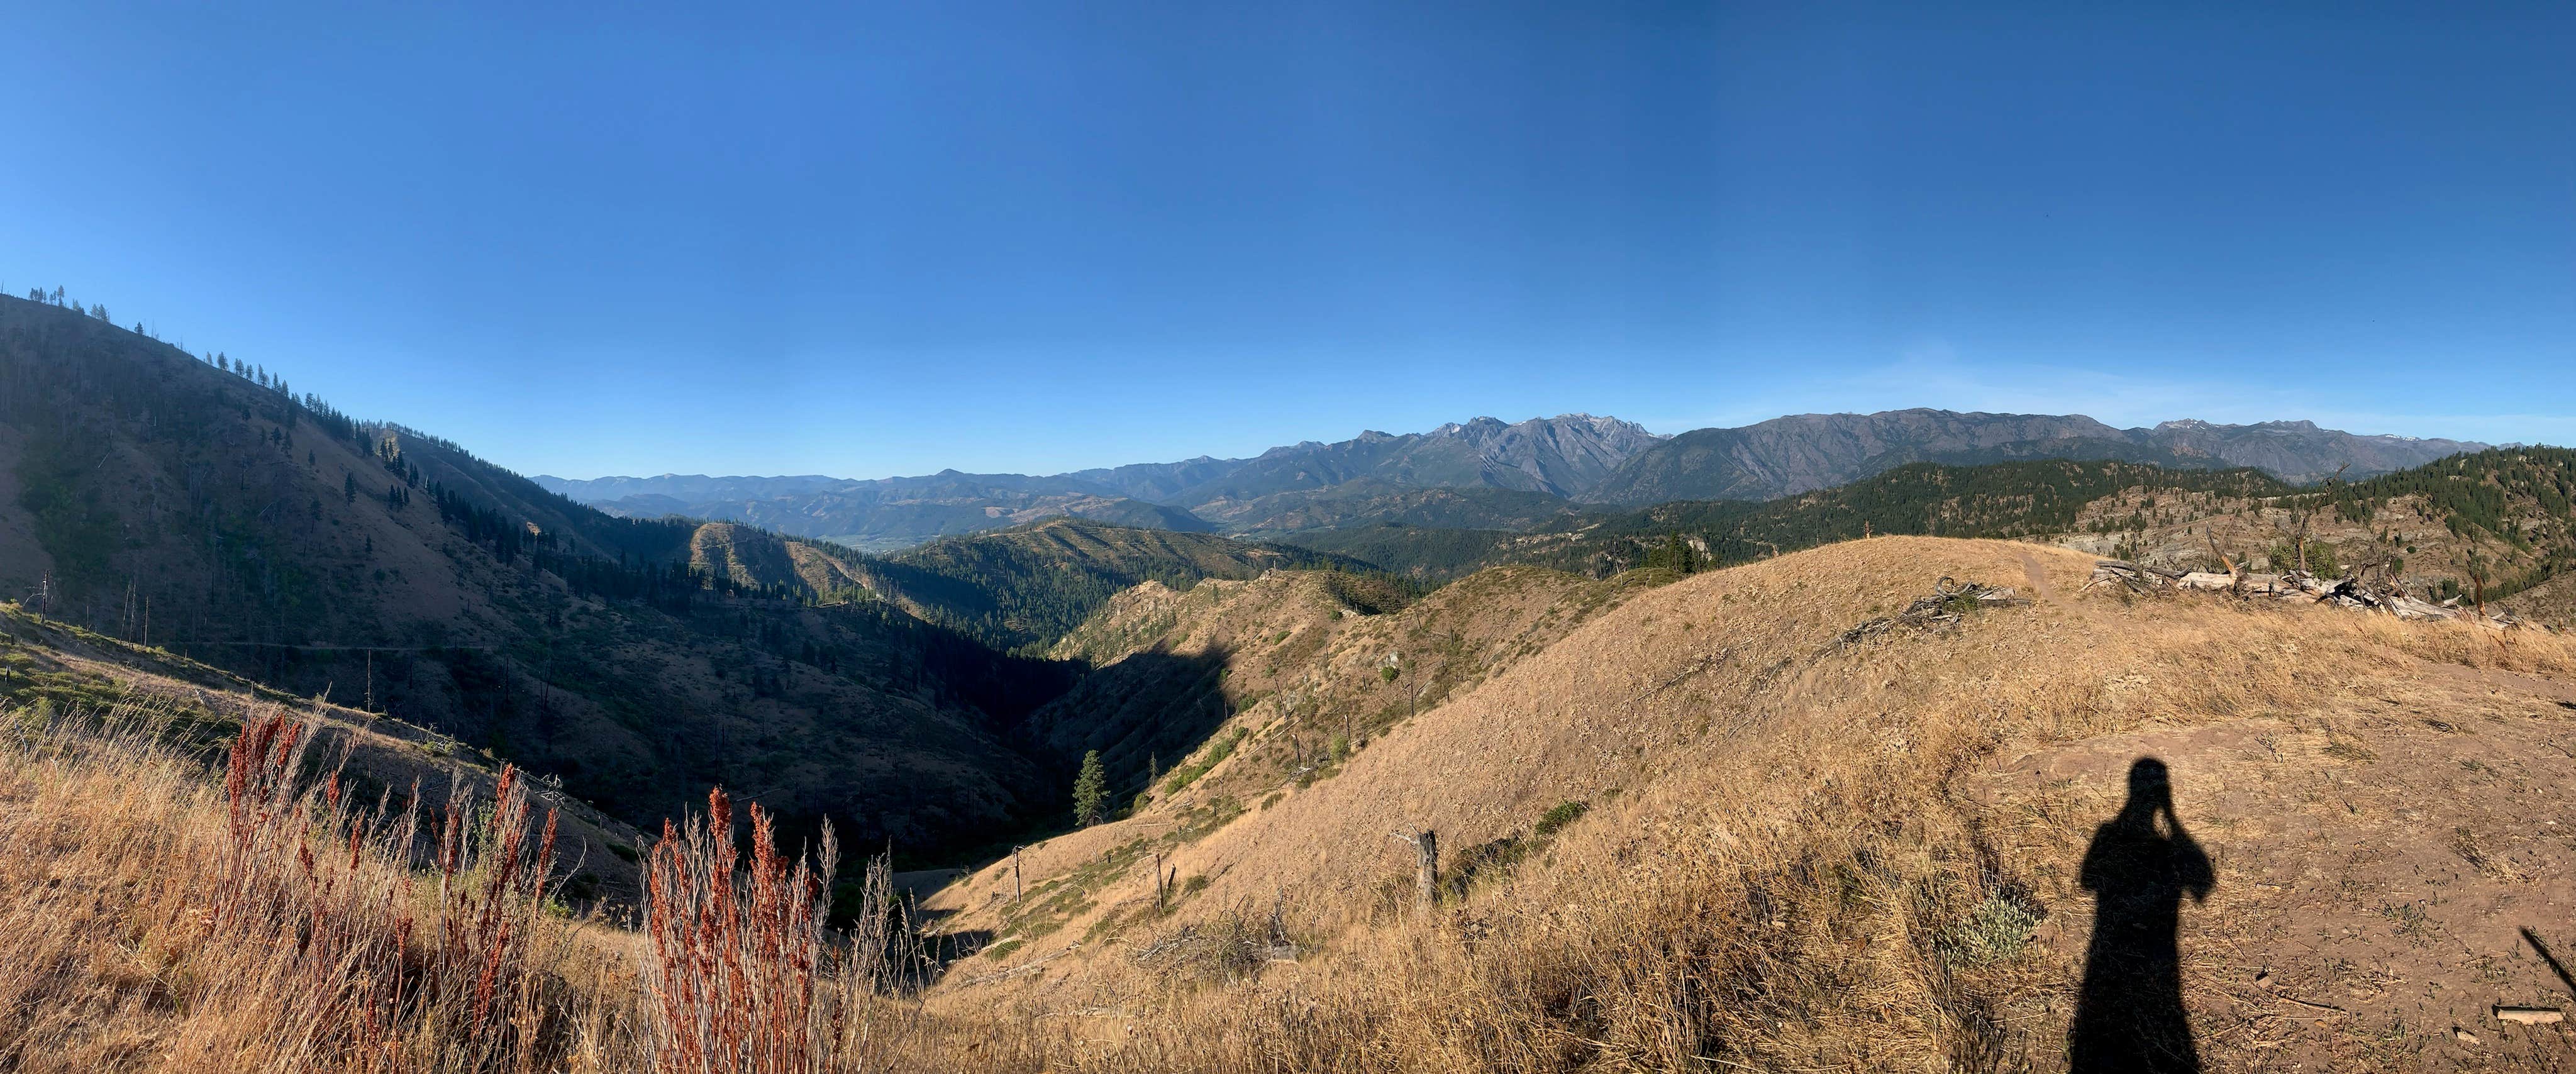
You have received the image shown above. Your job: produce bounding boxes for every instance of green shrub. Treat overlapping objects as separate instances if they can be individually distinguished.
[1161,727,1246,794]
[1533,799,1589,838]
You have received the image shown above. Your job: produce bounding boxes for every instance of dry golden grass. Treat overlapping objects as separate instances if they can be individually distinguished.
[11,536,2576,1071]
[919,538,2576,1072]
[0,703,650,1071]
[0,701,920,1073]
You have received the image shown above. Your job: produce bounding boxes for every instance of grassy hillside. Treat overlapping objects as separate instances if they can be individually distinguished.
[864,518,1375,653]
[0,293,1068,852]
[1015,563,1652,822]
[916,537,2576,1072]
[0,600,650,899]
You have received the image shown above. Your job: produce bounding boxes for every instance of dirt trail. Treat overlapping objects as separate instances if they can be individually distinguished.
[2019,548,2057,602]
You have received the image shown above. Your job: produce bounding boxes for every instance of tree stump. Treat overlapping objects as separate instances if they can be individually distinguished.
[1392,829,1438,912]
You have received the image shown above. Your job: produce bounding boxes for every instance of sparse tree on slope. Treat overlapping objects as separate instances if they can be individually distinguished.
[1072,750,1106,827]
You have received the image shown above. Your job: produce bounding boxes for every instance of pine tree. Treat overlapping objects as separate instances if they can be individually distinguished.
[1072,750,1107,827]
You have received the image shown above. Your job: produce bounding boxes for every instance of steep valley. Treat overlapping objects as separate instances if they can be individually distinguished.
[9,291,2576,1071]
[0,294,1074,852]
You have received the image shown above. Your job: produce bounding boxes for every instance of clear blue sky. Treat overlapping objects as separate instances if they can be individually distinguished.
[4,2,2570,478]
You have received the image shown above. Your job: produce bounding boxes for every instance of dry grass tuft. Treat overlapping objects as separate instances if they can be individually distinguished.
[0,700,916,1073]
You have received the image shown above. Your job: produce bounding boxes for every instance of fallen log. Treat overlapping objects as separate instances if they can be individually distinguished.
[2095,558,2184,580]
[2494,1005,2563,1026]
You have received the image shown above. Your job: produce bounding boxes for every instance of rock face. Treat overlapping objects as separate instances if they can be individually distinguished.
[1582,409,2487,504]
[2141,419,2486,485]
[1428,414,1667,497]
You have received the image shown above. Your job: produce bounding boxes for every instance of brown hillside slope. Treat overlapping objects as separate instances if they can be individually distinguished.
[919,537,2576,1073]
[0,295,1053,849]
[0,601,648,899]
[2504,572,2576,631]
[1022,564,1653,813]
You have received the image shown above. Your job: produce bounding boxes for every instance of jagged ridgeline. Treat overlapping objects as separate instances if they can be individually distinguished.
[0,294,1086,854]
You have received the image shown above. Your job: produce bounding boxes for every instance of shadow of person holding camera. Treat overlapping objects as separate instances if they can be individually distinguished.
[2068,756,2214,1073]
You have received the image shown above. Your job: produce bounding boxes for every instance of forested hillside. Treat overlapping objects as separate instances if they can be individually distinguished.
[0,293,1070,852]
[1282,450,2576,626]
[1286,460,2295,580]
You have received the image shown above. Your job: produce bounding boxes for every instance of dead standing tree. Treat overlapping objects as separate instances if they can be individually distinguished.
[1390,829,1438,913]
[2276,463,2350,575]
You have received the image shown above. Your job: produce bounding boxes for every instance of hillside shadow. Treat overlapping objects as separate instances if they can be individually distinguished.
[2068,756,2214,1073]
[926,648,1241,875]
[1018,648,1238,805]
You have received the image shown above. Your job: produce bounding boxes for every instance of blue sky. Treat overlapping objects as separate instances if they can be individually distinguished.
[4,2,2570,478]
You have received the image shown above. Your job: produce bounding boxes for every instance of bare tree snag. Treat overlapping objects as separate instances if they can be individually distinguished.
[1391,829,1438,911]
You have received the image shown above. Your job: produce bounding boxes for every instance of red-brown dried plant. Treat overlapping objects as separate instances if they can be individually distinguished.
[643,787,843,1074]
[209,710,564,1071]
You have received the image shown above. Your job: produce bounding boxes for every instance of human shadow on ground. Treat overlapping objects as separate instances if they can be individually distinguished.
[2068,756,2214,1073]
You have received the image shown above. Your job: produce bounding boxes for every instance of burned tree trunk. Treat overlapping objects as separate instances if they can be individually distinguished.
[1392,829,1438,911]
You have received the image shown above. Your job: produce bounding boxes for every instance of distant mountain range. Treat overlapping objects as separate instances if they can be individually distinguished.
[1584,411,2487,504]
[537,409,2485,550]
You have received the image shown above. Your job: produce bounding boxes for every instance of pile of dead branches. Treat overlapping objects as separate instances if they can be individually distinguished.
[2082,559,2536,629]
[1833,577,2024,649]
[1127,901,1297,983]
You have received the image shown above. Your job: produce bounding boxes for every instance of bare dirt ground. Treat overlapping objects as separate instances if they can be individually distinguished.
[1977,645,2576,1070]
